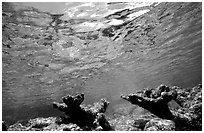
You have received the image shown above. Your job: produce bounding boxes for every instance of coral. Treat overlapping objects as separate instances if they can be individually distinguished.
[7,94,112,131]
[43,123,82,131]
[121,84,202,131]
[144,118,175,131]
[5,84,202,131]
[121,84,177,119]
[7,117,82,131]
[27,117,57,129]
[53,93,112,130]
[7,122,33,131]
[171,84,202,131]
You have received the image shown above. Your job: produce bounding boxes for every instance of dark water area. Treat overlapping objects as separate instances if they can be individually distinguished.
[2,2,202,125]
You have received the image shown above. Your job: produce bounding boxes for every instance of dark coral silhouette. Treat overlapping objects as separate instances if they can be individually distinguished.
[121,84,202,130]
[53,93,112,130]
[121,85,177,119]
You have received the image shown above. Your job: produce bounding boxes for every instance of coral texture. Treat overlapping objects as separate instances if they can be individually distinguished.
[53,93,112,130]
[7,117,82,131]
[121,84,177,119]
[5,84,202,131]
[121,84,202,130]
[144,118,175,131]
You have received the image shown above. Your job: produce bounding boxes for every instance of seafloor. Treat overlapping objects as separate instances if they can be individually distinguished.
[2,2,202,131]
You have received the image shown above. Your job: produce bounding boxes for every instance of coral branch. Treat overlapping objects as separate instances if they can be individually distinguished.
[121,85,176,119]
[53,93,112,130]
[121,84,202,130]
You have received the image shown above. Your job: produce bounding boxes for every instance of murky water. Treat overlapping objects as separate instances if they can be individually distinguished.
[2,2,202,125]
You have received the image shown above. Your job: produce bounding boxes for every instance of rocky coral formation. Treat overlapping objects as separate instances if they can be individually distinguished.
[7,117,82,131]
[6,93,112,131]
[2,2,202,131]
[3,1,201,119]
[4,84,202,131]
[121,84,177,119]
[144,117,175,131]
[121,84,202,131]
[171,84,202,130]
[53,93,112,130]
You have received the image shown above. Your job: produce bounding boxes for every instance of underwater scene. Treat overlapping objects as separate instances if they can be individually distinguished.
[2,2,202,131]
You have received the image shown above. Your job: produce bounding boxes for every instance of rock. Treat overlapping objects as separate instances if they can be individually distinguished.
[27,117,57,128]
[109,115,141,131]
[36,122,82,131]
[53,93,112,130]
[97,113,113,131]
[8,117,82,131]
[53,123,82,131]
[144,118,175,131]
[133,115,155,130]
[172,84,202,131]
[144,126,159,131]
[116,124,141,131]
[8,122,28,131]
